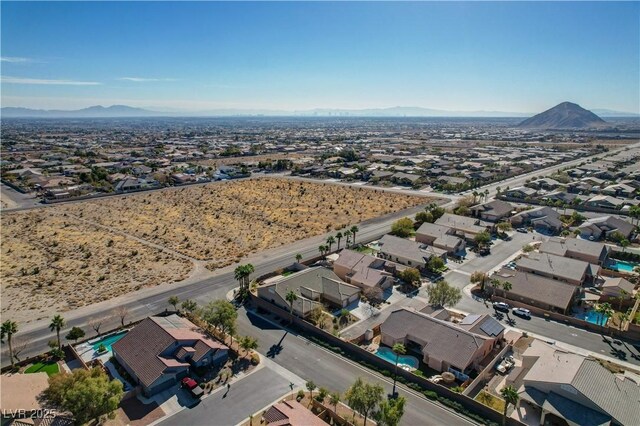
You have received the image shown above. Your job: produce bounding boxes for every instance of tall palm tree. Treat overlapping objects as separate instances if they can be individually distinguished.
[350,225,359,245]
[286,290,298,324]
[295,253,303,263]
[329,392,341,413]
[234,264,255,296]
[335,232,343,250]
[49,315,65,349]
[391,343,406,397]
[500,385,519,426]
[344,230,352,247]
[472,191,479,204]
[484,189,490,202]
[1,320,18,369]
[326,236,336,252]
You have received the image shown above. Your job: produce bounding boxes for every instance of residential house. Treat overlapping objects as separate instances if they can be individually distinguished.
[490,269,579,314]
[601,277,635,299]
[538,237,609,265]
[503,187,537,199]
[378,234,446,270]
[380,308,504,377]
[602,183,635,198]
[585,195,628,210]
[528,178,562,191]
[470,200,514,222]
[578,216,635,240]
[257,267,360,318]
[510,206,562,234]
[112,315,229,396]
[415,222,466,256]
[332,249,395,291]
[516,253,598,286]
[512,340,640,426]
[435,213,489,243]
[262,400,326,426]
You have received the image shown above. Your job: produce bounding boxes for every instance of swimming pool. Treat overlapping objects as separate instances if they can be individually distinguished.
[608,260,638,273]
[375,347,420,370]
[575,310,608,326]
[91,331,128,352]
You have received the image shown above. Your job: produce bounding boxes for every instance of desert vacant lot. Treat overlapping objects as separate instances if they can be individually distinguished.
[61,178,430,267]
[1,178,430,322]
[1,211,192,323]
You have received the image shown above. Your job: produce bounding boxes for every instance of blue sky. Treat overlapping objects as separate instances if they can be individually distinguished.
[2,1,639,113]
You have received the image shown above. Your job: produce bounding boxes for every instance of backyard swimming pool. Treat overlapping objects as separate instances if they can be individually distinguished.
[575,310,608,326]
[608,260,638,273]
[91,330,128,352]
[375,347,420,370]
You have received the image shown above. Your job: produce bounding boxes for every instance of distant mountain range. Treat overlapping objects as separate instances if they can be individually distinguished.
[2,104,637,119]
[518,102,607,129]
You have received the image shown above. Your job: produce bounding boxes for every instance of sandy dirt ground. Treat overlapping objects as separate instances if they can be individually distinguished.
[60,178,430,268]
[1,210,193,323]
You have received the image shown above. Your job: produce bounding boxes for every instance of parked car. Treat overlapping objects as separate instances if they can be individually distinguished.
[512,307,531,319]
[493,302,510,312]
[181,377,204,398]
[516,228,528,233]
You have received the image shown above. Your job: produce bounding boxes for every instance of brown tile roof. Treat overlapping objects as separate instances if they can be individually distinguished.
[492,269,578,311]
[263,400,326,426]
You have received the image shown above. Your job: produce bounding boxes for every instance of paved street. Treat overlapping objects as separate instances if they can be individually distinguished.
[159,365,297,426]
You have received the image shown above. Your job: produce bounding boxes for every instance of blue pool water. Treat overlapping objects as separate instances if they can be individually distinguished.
[375,347,420,369]
[91,331,128,352]
[609,260,638,273]
[575,310,608,326]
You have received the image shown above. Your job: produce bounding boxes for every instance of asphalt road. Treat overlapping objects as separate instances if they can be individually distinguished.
[234,308,475,426]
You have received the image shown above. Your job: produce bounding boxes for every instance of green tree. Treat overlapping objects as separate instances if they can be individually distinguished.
[391,343,406,397]
[295,253,303,263]
[168,295,180,312]
[522,244,534,253]
[628,205,640,226]
[399,268,421,287]
[620,238,630,253]
[239,336,258,358]
[202,300,238,344]
[414,210,434,225]
[65,326,85,344]
[0,320,18,369]
[390,217,414,237]
[234,264,255,298]
[470,271,488,292]
[500,385,519,426]
[326,236,336,252]
[344,230,353,246]
[306,380,317,400]
[426,280,462,308]
[181,299,198,313]
[49,315,66,349]
[317,387,329,402]
[329,392,341,413]
[286,290,298,324]
[474,231,491,248]
[375,396,406,426]
[335,232,343,250]
[427,256,445,273]
[350,225,359,245]
[45,367,123,425]
[496,222,512,234]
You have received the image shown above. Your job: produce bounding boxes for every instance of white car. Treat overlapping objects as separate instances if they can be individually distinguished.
[512,307,531,319]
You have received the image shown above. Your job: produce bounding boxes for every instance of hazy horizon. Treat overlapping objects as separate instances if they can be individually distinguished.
[2,2,639,114]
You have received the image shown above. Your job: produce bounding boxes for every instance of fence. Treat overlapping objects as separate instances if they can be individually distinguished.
[250,294,523,426]
[463,344,512,398]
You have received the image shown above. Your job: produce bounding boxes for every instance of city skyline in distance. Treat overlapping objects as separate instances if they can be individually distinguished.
[1,1,639,114]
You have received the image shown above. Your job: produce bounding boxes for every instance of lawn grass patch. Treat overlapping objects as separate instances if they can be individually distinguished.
[25,361,60,376]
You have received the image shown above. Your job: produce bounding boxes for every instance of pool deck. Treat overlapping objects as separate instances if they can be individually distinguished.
[74,329,130,364]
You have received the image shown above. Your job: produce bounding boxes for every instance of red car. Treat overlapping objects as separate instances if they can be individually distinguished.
[181,377,204,398]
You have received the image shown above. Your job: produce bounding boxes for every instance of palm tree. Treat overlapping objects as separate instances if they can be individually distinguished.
[49,315,65,349]
[295,253,303,263]
[472,190,479,204]
[391,343,406,397]
[326,236,336,252]
[500,385,519,426]
[484,189,490,202]
[1,320,18,369]
[502,281,512,298]
[344,230,352,247]
[335,232,343,250]
[306,380,317,401]
[234,264,255,297]
[350,225,359,245]
[329,392,341,413]
[286,290,298,324]
[318,245,327,258]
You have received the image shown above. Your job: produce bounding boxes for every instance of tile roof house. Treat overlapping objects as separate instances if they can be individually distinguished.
[510,206,563,234]
[112,315,228,396]
[514,340,640,426]
[578,216,635,240]
[257,267,360,319]
[415,222,466,255]
[470,200,514,222]
[378,234,447,270]
[262,400,326,426]
[538,237,609,266]
[380,308,504,376]
[435,213,489,242]
[490,269,579,314]
[332,249,395,291]
[516,253,598,286]
[601,277,635,299]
